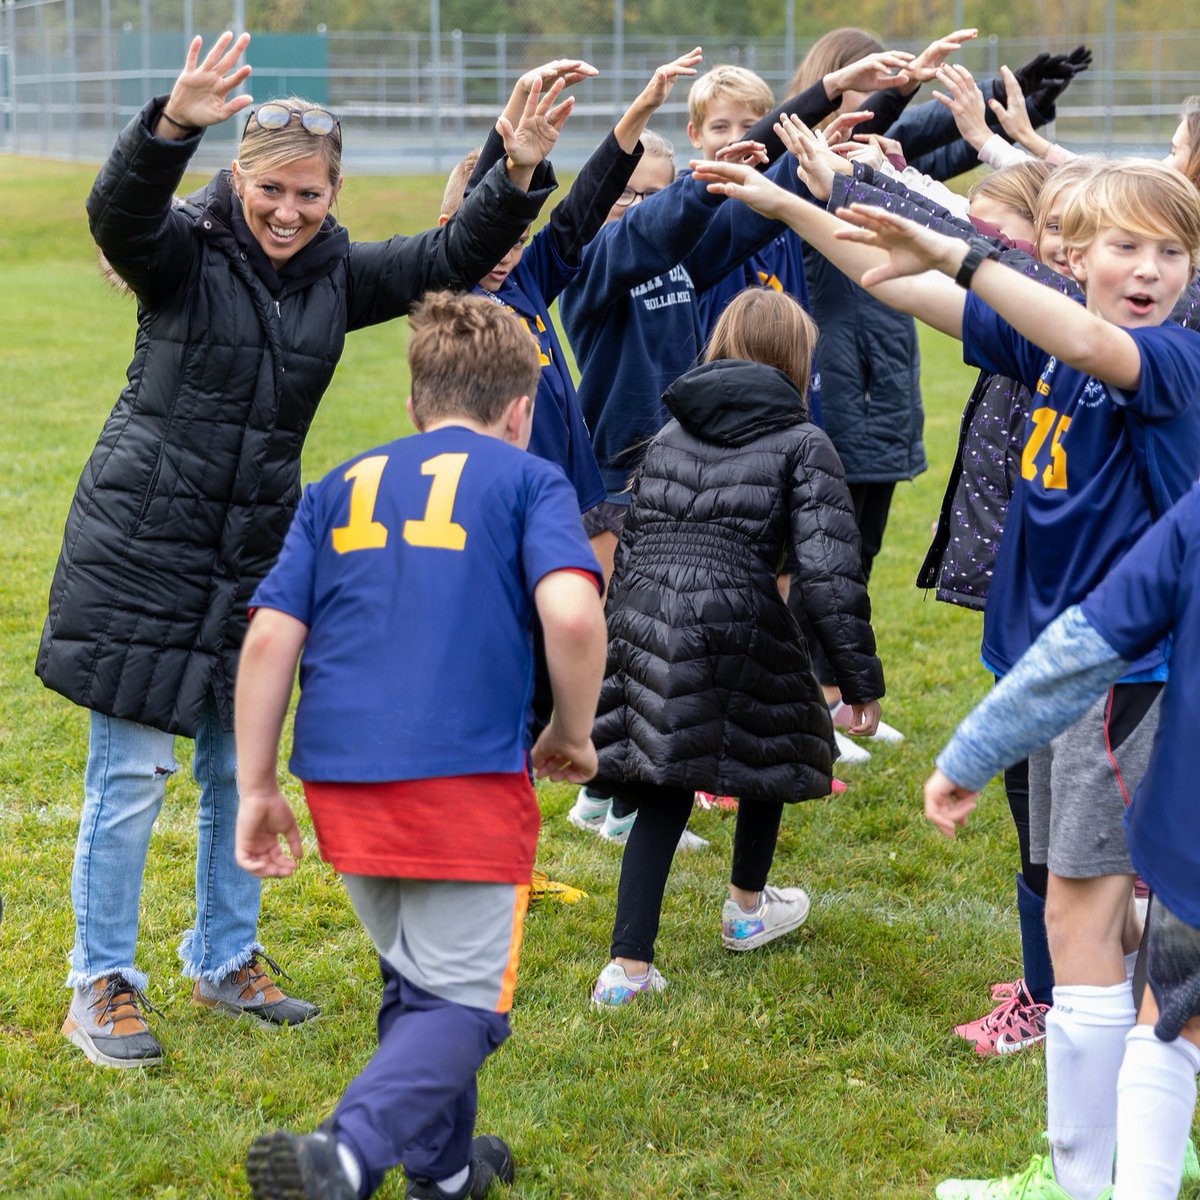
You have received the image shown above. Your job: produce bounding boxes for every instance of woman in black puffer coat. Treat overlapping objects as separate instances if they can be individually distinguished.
[38,32,559,1067]
[590,289,886,1007]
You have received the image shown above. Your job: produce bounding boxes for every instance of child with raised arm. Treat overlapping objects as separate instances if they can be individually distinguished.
[234,292,607,1200]
[589,288,885,1007]
[693,142,1200,1199]
[925,480,1200,1200]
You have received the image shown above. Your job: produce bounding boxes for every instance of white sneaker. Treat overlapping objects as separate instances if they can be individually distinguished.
[833,730,871,765]
[720,884,811,952]
[832,701,905,743]
[592,960,668,1007]
[599,808,636,843]
[677,827,710,852]
[567,788,610,835]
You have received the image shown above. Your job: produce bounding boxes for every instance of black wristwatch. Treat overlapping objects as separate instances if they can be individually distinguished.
[954,238,1002,290]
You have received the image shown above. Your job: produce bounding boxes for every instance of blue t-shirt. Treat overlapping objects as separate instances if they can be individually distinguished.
[1081,483,1200,926]
[251,426,601,782]
[962,294,1200,676]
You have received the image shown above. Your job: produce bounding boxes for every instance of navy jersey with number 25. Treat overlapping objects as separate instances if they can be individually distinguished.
[251,425,601,783]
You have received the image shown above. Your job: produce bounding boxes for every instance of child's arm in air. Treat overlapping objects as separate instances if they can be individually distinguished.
[530,571,608,784]
[233,608,308,879]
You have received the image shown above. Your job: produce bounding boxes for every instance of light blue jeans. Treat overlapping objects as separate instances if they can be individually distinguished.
[67,694,262,991]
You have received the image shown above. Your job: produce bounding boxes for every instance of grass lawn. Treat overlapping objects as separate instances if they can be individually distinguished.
[0,155,1187,1199]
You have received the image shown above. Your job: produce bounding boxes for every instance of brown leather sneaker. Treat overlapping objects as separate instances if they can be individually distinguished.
[62,974,164,1068]
[192,951,319,1025]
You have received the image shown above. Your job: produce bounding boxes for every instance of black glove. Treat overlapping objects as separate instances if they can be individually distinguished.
[994,45,1092,114]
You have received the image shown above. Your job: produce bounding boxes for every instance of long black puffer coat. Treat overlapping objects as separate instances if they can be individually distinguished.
[593,359,885,803]
[36,97,550,737]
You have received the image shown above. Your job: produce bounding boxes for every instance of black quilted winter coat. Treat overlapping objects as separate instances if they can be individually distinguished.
[593,360,886,803]
[35,98,550,737]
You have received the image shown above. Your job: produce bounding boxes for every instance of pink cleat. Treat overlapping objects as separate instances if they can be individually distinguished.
[954,979,1049,1057]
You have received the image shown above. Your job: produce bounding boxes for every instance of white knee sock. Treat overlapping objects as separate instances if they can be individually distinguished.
[1113,1026,1200,1200]
[1046,982,1137,1198]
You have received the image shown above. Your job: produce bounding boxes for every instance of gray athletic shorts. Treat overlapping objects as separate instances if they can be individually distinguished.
[341,875,529,1013]
[1028,683,1162,878]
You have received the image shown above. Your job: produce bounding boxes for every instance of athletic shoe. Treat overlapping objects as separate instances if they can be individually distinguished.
[62,974,164,1068]
[720,884,811,952]
[192,951,319,1025]
[592,961,668,1007]
[598,807,636,843]
[567,787,610,834]
[954,979,1048,1057]
[833,730,871,765]
[529,867,587,904]
[934,1152,1106,1199]
[246,1128,358,1199]
[831,700,905,743]
[1184,1136,1200,1180]
[694,791,738,811]
[406,1134,515,1198]
[830,778,848,795]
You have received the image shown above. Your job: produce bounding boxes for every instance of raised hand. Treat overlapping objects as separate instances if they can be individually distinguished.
[516,58,599,98]
[636,46,704,111]
[822,110,874,147]
[714,138,768,166]
[832,202,959,287]
[932,62,991,151]
[162,31,252,130]
[689,157,792,219]
[903,28,978,88]
[923,768,979,838]
[987,65,1053,157]
[498,76,572,171]
[826,49,914,99]
[775,112,850,203]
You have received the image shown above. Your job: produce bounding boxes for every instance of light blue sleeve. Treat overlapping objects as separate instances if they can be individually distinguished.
[936,606,1129,791]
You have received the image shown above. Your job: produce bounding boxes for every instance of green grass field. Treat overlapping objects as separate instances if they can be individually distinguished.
[0,156,1187,1199]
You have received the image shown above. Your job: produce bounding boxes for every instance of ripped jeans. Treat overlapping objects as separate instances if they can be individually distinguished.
[66,694,262,992]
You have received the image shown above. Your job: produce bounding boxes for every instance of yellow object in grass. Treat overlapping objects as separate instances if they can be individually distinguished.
[529,867,588,904]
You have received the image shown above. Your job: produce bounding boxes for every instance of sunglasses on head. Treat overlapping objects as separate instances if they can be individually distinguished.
[245,103,340,138]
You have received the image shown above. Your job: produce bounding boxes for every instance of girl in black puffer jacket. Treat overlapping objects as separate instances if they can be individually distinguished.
[590,288,886,1007]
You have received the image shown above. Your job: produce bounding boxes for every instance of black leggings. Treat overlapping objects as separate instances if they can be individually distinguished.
[1004,758,1047,898]
[608,785,784,962]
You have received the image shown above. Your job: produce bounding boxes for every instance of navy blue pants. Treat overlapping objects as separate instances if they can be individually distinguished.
[333,957,510,1196]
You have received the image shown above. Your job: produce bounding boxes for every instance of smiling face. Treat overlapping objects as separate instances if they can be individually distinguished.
[1069,225,1192,326]
[232,154,340,269]
[688,99,765,160]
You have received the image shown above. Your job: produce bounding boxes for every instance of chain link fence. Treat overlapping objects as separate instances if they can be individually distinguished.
[3,0,1198,172]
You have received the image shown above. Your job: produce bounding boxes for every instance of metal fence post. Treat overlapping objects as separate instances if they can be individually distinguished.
[3,0,15,155]
[101,0,113,146]
[430,0,442,172]
[67,0,78,158]
[613,0,624,115]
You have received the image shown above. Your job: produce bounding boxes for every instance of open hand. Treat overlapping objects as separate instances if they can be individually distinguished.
[531,725,598,784]
[904,28,978,88]
[499,76,572,169]
[637,47,704,111]
[932,63,991,150]
[827,49,914,98]
[775,112,850,202]
[923,768,979,838]
[516,58,599,98]
[987,64,1050,155]
[235,788,303,879]
[163,31,253,129]
[690,157,792,218]
[823,110,874,147]
[832,202,959,287]
[714,138,768,166]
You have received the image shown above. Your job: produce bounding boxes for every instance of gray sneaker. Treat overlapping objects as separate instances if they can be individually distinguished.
[192,951,319,1025]
[62,974,164,1068]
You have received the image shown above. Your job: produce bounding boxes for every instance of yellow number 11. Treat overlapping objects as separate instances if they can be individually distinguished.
[331,452,469,554]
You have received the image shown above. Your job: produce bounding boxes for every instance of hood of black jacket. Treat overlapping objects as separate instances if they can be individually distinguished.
[662,359,810,448]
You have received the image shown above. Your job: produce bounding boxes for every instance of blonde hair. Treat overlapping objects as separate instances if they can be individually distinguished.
[1060,159,1200,269]
[441,149,482,218]
[1033,157,1103,257]
[639,129,676,170]
[688,65,774,128]
[1174,95,1200,192]
[408,292,541,428]
[789,28,883,97]
[704,288,818,401]
[969,159,1052,227]
[236,97,343,185]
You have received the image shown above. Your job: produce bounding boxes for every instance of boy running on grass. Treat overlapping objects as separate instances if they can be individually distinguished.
[234,291,607,1200]
[691,140,1200,1199]
[926,479,1200,1200]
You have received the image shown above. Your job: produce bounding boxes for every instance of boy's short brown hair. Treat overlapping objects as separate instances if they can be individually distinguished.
[408,292,540,428]
[1061,158,1200,270]
[440,149,482,218]
[687,65,774,128]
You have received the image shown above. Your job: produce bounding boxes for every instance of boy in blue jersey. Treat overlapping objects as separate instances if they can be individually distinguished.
[925,480,1200,1200]
[234,292,607,1200]
[692,142,1200,1200]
